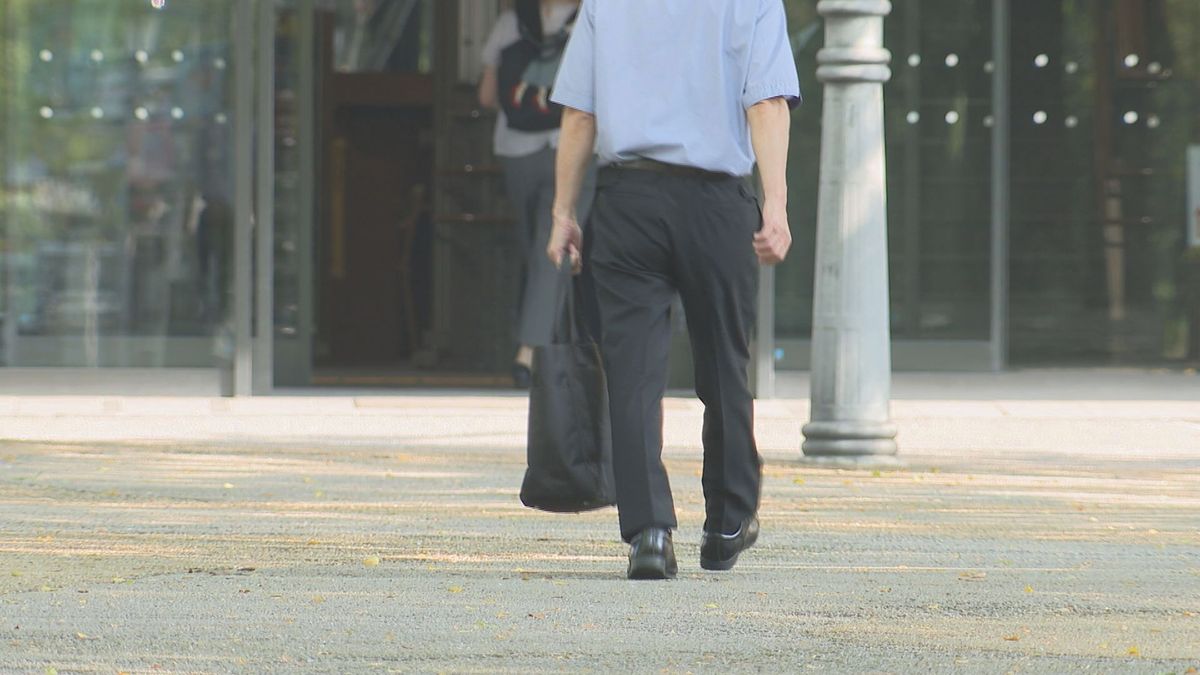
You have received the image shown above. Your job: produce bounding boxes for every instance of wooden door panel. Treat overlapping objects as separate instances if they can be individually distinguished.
[320,105,431,365]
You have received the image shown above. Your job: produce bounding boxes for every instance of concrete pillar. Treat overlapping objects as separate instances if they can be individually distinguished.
[802,0,899,461]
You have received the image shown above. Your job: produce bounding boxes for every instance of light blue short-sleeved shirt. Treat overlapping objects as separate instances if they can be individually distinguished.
[550,0,801,177]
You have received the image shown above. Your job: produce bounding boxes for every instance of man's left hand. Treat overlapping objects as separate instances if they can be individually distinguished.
[754,199,791,265]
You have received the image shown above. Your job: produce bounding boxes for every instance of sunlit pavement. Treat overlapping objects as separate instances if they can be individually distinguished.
[1,374,1198,673]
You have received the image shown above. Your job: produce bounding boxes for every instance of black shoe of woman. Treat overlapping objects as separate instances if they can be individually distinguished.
[511,363,532,389]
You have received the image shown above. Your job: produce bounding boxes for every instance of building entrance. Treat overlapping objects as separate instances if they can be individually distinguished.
[269,1,519,389]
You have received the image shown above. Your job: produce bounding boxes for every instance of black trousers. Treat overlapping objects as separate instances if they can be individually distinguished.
[588,166,763,543]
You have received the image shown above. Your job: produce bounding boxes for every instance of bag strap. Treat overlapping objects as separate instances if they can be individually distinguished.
[515,0,544,44]
[551,263,580,345]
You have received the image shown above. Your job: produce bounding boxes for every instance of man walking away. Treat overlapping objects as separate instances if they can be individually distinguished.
[547,0,800,580]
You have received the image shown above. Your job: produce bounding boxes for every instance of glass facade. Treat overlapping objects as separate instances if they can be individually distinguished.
[778,0,996,360]
[1,0,235,368]
[1008,0,1200,364]
[780,0,995,343]
[777,0,1200,367]
[1,0,1197,388]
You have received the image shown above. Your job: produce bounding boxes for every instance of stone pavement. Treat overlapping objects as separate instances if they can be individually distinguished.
[0,371,1198,673]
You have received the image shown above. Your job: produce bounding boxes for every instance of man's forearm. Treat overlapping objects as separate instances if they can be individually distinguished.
[747,98,791,204]
[553,108,597,219]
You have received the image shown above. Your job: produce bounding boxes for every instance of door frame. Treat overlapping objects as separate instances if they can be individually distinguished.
[232,0,320,394]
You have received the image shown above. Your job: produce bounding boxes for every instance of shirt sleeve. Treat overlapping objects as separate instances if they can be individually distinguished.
[743,0,802,109]
[549,0,596,113]
[481,11,517,68]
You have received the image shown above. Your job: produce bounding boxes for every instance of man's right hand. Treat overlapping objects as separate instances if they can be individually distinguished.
[547,213,583,273]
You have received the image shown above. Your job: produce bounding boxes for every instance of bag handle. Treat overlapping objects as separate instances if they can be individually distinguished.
[551,263,580,345]
[515,0,544,43]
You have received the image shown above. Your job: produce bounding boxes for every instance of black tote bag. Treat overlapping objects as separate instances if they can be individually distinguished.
[520,267,615,513]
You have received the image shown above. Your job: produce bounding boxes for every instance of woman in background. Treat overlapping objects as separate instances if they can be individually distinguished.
[479,0,591,388]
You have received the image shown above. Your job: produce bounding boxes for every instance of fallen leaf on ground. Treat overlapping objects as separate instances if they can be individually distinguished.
[312,595,325,604]
[705,603,718,609]
[1003,634,1020,642]
[1126,646,1140,657]
[363,557,380,568]
[306,539,320,546]
[75,632,97,641]
[793,477,805,485]
[1025,586,1034,593]
[223,483,234,489]
[448,586,464,594]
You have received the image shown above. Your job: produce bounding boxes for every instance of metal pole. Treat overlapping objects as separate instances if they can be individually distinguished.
[254,0,276,394]
[232,0,255,396]
[990,0,1011,372]
[755,266,776,399]
[802,0,899,461]
[1,2,18,368]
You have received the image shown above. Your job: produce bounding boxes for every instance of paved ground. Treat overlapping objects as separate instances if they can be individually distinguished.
[0,373,1198,673]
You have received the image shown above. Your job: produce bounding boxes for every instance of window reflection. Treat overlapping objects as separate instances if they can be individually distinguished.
[775,0,995,344]
[332,0,432,74]
[1,0,235,367]
[1009,0,1200,364]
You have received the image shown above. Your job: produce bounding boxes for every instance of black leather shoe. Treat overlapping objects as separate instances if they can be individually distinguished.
[700,516,759,571]
[511,363,531,389]
[627,527,677,580]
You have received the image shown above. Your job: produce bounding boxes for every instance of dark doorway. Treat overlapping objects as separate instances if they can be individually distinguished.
[313,8,435,372]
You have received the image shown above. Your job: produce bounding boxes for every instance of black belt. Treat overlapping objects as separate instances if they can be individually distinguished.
[605,159,734,181]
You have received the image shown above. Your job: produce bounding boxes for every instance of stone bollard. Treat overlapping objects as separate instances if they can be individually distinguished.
[802,0,899,462]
